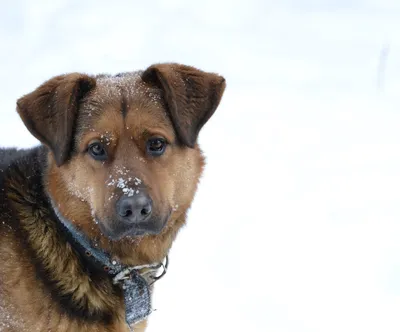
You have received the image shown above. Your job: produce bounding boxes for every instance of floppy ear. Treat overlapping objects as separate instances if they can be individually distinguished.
[141,63,226,147]
[17,73,96,166]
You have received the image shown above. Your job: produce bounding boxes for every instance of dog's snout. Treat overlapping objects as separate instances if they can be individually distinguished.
[116,193,153,223]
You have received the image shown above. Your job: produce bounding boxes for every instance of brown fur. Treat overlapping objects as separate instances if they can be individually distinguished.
[0,63,225,331]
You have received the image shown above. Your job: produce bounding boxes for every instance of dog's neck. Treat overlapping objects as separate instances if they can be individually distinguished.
[49,197,167,328]
[6,156,122,324]
[4,147,169,327]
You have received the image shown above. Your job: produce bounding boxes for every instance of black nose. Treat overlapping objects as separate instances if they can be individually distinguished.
[116,193,153,223]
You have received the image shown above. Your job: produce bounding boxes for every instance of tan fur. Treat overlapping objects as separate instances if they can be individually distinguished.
[0,63,225,331]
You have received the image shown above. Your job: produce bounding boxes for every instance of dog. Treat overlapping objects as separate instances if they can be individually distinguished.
[0,63,225,331]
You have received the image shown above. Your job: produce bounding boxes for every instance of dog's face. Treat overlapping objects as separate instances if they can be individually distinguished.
[58,74,195,240]
[16,64,225,249]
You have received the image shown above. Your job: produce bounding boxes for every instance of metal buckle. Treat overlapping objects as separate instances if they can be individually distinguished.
[148,256,169,286]
[112,256,169,286]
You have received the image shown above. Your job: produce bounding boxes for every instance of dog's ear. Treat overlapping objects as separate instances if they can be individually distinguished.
[17,73,96,166]
[141,63,226,147]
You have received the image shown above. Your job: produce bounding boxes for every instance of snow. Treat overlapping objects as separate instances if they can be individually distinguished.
[1,1,400,332]
[107,168,142,197]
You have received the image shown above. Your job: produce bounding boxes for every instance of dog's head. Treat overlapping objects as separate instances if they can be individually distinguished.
[16,63,225,261]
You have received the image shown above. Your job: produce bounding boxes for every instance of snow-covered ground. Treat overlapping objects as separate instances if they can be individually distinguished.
[1,1,400,331]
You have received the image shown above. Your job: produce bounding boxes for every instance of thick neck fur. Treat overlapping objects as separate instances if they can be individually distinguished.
[3,146,122,324]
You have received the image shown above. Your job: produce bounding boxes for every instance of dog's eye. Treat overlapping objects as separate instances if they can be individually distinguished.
[146,138,167,156]
[88,141,107,160]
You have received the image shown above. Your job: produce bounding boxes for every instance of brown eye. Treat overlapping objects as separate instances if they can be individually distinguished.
[88,141,107,160]
[146,138,167,156]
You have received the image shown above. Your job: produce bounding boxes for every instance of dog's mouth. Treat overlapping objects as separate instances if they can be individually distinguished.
[95,214,170,241]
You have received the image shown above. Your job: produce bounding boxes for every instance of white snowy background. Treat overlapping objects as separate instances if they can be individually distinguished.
[1,1,400,331]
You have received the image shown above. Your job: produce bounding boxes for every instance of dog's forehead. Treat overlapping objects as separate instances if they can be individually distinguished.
[81,71,167,118]
[77,71,172,137]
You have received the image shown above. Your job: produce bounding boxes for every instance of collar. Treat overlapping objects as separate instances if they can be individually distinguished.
[49,199,168,330]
